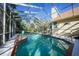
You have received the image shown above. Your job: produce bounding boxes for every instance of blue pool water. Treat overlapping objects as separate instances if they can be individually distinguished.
[16,34,70,56]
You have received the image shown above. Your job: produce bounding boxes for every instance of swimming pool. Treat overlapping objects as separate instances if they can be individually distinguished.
[16,34,70,56]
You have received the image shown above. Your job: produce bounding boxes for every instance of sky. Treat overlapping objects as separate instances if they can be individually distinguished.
[16,3,79,21]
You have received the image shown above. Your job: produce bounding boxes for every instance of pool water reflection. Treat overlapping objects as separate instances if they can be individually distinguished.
[16,34,69,56]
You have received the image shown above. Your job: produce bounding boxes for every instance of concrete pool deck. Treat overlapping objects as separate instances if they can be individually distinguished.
[0,34,27,56]
[0,39,15,56]
[0,35,17,56]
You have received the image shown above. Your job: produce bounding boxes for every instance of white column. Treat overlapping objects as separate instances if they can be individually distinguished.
[9,12,11,39]
[3,3,6,44]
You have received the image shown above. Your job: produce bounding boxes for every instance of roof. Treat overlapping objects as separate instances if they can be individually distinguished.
[52,7,79,23]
